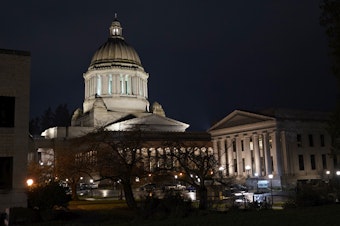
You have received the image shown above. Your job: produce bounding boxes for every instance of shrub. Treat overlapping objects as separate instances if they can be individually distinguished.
[27,182,71,219]
[140,192,192,219]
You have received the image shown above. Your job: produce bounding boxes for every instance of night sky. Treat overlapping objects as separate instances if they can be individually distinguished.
[1,1,338,131]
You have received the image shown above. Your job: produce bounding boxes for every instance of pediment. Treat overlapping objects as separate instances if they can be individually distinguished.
[209,110,275,131]
[105,114,189,132]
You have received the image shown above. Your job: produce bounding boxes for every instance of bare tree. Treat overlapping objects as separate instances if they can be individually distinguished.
[84,129,147,210]
[54,139,95,200]
[159,139,216,210]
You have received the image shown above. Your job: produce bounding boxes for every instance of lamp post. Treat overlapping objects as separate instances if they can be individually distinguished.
[268,174,273,207]
[219,166,224,178]
[245,165,251,178]
[26,179,34,187]
[326,170,330,183]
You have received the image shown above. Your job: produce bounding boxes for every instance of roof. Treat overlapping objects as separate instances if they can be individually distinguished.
[88,18,142,69]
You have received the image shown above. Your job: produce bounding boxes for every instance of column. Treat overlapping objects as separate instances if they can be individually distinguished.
[116,74,120,94]
[102,74,109,95]
[271,131,283,176]
[85,79,88,98]
[213,139,219,166]
[263,132,271,175]
[227,138,234,175]
[244,136,252,175]
[236,137,243,175]
[219,139,227,176]
[144,80,148,98]
[253,134,262,176]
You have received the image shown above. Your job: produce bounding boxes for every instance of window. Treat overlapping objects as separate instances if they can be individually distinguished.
[112,28,119,35]
[320,134,325,147]
[234,159,237,173]
[322,154,327,169]
[298,155,304,171]
[297,134,302,147]
[241,140,244,151]
[0,96,15,127]
[0,157,13,190]
[334,155,338,169]
[251,150,255,171]
[120,75,131,95]
[259,135,263,152]
[310,155,316,170]
[232,140,236,152]
[242,158,245,172]
[271,156,274,173]
[308,134,314,147]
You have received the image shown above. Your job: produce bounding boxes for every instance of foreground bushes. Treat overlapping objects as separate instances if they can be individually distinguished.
[140,192,193,219]
[26,181,72,221]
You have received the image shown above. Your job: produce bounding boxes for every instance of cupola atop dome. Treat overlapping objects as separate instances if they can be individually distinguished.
[89,15,142,69]
[109,14,123,39]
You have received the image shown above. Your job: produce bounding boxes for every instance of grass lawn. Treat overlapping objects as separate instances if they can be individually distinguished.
[26,200,340,226]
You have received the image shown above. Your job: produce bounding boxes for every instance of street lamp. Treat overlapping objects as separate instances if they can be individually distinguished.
[26,179,34,187]
[268,174,273,207]
[219,166,224,177]
[326,170,331,183]
[245,165,251,178]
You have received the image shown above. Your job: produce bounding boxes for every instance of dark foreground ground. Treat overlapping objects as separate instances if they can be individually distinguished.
[24,200,340,226]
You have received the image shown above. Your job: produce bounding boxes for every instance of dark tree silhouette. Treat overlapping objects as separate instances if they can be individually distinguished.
[83,129,146,210]
[40,106,54,132]
[29,116,41,135]
[54,104,71,127]
[320,0,340,87]
[320,0,340,157]
[160,139,216,210]
[29,104,71,135]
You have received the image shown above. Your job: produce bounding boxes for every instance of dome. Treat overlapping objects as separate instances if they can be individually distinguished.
[89,18,142,69]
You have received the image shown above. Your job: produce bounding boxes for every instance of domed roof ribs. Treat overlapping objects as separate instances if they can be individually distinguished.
[89,18,142,69]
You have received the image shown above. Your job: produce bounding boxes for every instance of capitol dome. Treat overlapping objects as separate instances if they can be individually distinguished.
[82,16,150,119]
[88,18,142,69]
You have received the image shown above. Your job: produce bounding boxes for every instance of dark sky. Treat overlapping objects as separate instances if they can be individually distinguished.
[1,1,338,131]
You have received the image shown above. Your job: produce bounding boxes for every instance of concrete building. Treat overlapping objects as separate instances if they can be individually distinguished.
[41,16,189,139]
[0,49,31,211]
[209,109,338,190]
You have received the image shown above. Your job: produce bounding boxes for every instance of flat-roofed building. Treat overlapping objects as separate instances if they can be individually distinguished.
[0,49,31,211]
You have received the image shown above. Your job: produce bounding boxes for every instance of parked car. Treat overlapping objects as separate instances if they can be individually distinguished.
[139,183,156,192]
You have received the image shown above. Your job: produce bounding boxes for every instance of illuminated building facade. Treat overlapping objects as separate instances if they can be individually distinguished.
[36,17,212,185]
[209,109,338,189]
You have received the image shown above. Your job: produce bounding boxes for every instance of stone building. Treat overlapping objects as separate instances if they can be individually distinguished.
[36,17,212,185]
[208,109,337,189]
[0,49,31,211]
